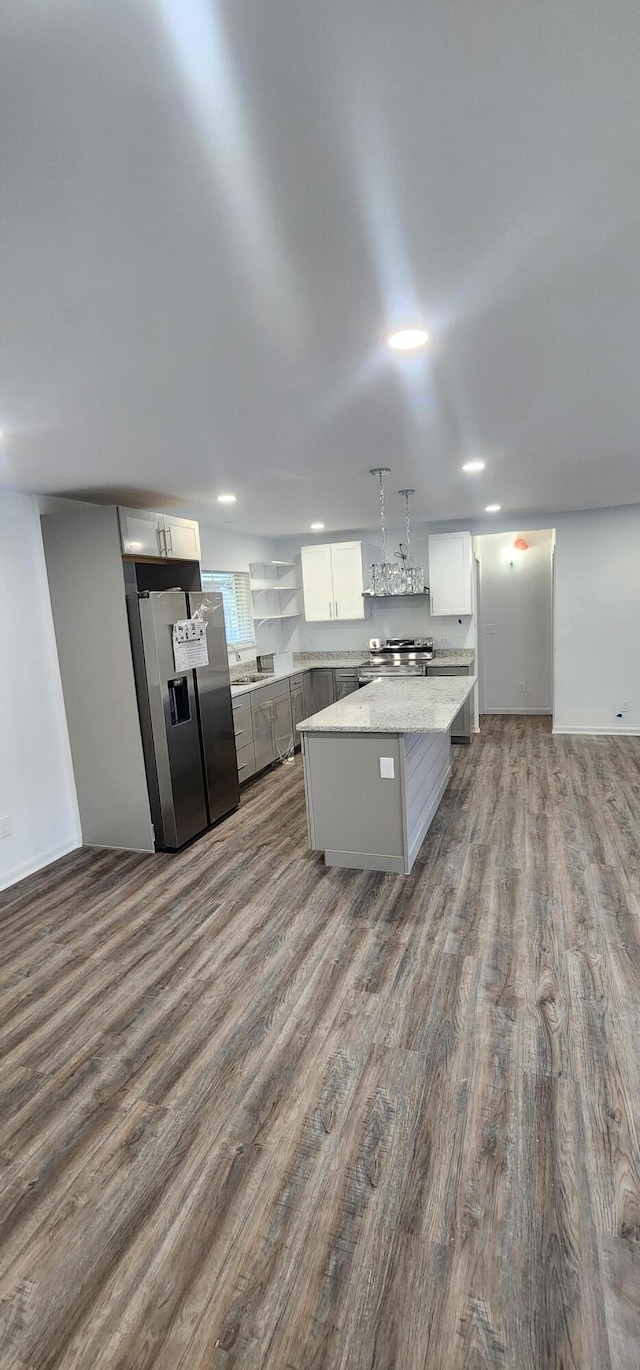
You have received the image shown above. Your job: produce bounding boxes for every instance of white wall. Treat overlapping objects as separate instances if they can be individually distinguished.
[474,530,553,714]
[0,493,80,890]
[197,522,297,660]
[553,505,640,733]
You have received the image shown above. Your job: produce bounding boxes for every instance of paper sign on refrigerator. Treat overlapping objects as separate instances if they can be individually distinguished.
[172,619,209,671]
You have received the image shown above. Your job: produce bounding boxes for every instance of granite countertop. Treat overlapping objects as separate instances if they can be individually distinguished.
[229,649,474,698]
[230,655,368,698]
[431,649,475,667]
[297,676,477,735]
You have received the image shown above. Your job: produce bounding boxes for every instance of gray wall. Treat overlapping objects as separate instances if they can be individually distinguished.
[42,505,154,850]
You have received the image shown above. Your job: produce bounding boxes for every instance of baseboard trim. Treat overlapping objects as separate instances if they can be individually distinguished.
[553,725,640,737]
[482,708,552,716]
[0,836,82,892]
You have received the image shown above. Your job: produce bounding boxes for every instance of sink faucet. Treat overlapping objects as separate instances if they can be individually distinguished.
[234,650,242,662]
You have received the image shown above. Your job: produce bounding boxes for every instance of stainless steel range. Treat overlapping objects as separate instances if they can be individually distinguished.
[358,637,434,685]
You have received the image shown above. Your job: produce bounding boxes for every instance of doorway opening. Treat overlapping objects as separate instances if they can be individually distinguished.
[473,529,555,723]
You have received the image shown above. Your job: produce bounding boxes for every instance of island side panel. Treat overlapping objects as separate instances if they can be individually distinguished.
[401,731,452,869]
[302,732,405,873]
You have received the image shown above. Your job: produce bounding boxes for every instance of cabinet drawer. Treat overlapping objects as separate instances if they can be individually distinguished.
[289,672,305,689]
[233,709,254,746]
[250,679,292,707]
[232,692,252,713]
[427,665,470,676]
[236,740,257,782]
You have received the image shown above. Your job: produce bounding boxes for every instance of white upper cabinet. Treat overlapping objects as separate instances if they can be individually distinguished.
[331,541,368,619]
[301,541,368,620]
[118,508,200,561]
[428,532,473,616]
[300,544,334,620]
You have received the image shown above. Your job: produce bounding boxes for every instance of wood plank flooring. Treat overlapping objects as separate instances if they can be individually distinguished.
[1,716,640,1369]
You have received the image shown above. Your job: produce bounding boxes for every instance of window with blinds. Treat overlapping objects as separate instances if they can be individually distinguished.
[200,570,255,648]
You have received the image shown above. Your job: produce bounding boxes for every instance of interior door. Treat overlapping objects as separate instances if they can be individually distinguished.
[331,541,365,619]
[137,590,208,848]
[187,591,239,823]
[301,544,334,621]
[164,517,201,561]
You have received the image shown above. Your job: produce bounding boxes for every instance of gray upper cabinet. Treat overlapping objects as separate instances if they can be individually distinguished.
[163,516,201,561]
[118,507,164,558]
[118,507,200,561]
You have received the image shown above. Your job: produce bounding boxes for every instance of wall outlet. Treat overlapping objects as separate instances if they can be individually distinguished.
[621,700,631,713]
[485,623,496,635]
[0,815,11,840]
[518,681,526,693]
[379,757,395,779]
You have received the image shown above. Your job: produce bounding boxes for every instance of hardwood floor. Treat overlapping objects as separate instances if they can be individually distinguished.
[1,716,640,1369]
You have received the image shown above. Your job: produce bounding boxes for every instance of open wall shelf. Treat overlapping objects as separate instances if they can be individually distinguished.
[249,561,301,627]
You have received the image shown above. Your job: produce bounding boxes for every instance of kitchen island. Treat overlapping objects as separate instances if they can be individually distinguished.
[298,675,476,874]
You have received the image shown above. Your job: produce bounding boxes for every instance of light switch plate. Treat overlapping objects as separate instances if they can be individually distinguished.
[380,757,395,779]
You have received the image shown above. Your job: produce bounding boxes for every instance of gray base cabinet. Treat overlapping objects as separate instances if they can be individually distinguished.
[290,673,306,747]
[333,668,360,701]
[427,664,473,742]
[304,668,335,717]
[302,729,452,874]
[232,696,257,782]
[234,678,296,782]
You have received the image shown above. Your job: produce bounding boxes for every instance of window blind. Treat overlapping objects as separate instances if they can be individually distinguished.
[201,570,255,648]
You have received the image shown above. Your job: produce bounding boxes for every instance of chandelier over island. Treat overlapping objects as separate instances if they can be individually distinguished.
[366,468,428,597]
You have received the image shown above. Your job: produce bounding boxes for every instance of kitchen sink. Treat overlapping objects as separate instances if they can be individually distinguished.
[233,672,274,684]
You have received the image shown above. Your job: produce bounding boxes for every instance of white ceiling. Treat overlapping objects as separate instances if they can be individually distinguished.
[2,1,640,535]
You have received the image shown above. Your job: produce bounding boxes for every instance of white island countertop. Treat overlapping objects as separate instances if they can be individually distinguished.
[298,675,477,736]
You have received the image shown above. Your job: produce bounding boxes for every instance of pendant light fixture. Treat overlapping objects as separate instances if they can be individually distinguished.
[368,467,393,596]
[397,488,425,593]
[367,471,427,596]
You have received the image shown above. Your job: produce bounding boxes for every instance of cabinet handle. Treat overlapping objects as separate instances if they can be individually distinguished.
[158,527,166,556]
[234,728,245,738]
[335,600,338,619]
[167,526,173,556]
[329,601,333,618]
[238,763,248,771]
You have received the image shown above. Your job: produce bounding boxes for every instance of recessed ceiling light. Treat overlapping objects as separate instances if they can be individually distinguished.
[387,328,429,351]
[462,460,486,473]
[310,522,325,530]
[485,504,501,513]
[217,493,236,504]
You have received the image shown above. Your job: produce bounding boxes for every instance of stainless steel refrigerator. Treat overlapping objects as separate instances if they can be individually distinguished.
[127,589,240,849]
